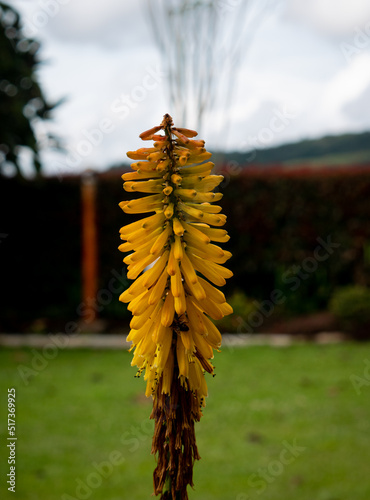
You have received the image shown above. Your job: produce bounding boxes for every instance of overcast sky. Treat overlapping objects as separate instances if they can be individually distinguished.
[10,0,370,177]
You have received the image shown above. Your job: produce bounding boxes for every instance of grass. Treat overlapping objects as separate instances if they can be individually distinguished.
[0,343,370,500]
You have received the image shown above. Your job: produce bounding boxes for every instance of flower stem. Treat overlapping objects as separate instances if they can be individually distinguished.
[151,343,201,499]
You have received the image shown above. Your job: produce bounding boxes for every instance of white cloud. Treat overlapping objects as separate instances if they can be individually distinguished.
[287,0,370,37]
[14,0,149,48]
[9,0,370,174]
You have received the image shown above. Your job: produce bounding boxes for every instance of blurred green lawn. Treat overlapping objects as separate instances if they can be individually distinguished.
[0,343,370,500]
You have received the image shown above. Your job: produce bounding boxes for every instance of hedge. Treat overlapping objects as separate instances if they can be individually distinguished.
[1,165,370,331]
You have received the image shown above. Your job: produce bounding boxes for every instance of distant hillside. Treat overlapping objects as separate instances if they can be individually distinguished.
[106,131,370,176]
[212,131,370,167]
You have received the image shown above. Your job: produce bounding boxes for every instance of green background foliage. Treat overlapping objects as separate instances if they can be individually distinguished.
[1,167,370,332]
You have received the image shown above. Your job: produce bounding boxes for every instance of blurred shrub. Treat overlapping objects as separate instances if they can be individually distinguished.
[215,290,258,333]
[329,285,370,339]
[2,166,370,332]
[222,166,370,316]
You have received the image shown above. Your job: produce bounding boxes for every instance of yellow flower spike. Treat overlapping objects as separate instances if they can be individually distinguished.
[119,114,232,500]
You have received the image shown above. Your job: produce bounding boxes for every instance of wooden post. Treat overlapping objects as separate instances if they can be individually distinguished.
[81,170,98,325]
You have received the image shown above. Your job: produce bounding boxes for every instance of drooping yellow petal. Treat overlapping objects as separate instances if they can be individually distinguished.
[161,291,175,327]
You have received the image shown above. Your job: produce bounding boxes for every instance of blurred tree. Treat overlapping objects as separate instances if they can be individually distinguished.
[147,0,276,140]
[0,2,59,176]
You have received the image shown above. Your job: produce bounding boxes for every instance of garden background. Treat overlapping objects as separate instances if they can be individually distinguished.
[1,1,370,500]
[1,155,370,337]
